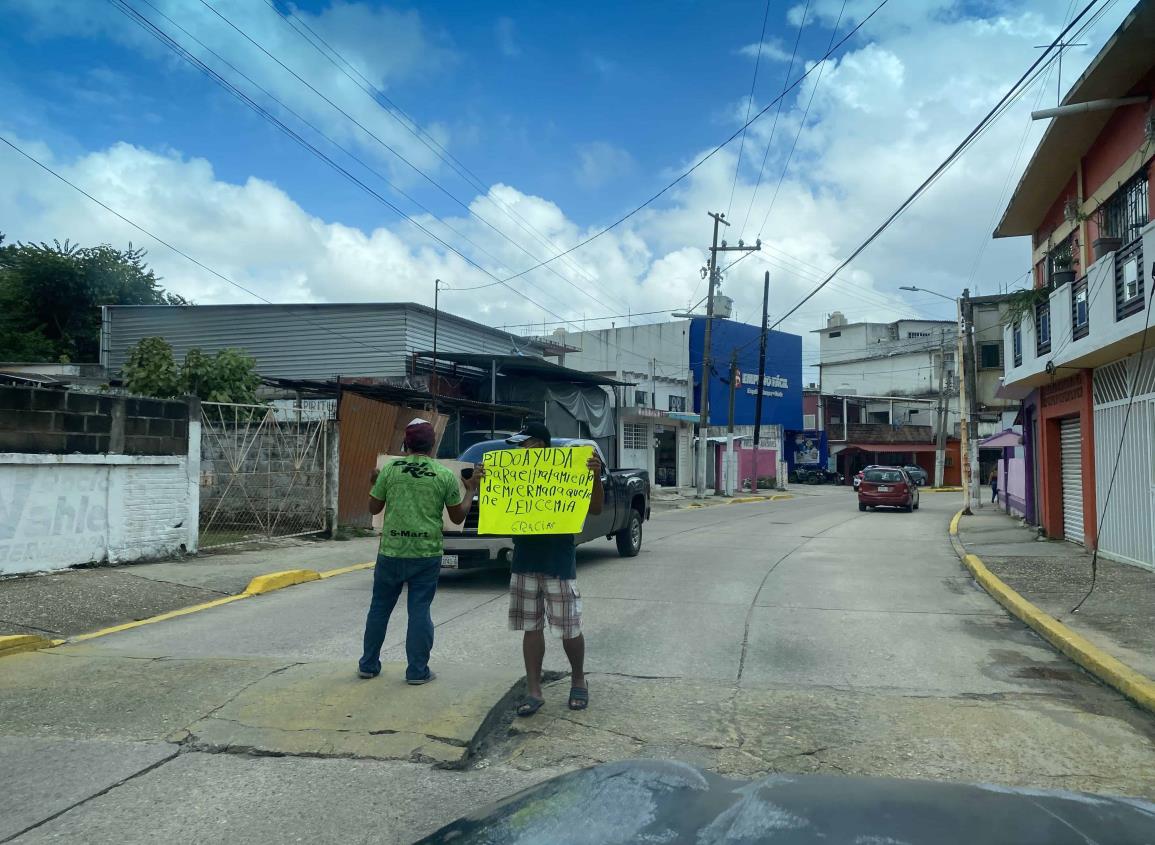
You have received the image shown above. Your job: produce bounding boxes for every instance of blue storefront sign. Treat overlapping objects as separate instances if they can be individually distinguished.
[688,317,802,429]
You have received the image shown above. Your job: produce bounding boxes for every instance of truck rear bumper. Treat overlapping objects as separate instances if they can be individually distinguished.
[442,536,513,569]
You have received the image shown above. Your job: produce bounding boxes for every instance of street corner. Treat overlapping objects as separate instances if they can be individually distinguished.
[0,634,57,659]
[243,569,322,596]
[182,661,524,768]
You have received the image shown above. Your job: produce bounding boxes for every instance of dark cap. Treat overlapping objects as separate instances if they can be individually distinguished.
[403,418,436,452]
[506,421,551,446]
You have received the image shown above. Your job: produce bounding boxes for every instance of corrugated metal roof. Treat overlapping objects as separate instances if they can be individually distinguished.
[102,302,545,380]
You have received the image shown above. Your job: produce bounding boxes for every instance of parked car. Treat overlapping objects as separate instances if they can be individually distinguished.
[857,466,919,512]
[903,465,929,486]
[441,438,651,569]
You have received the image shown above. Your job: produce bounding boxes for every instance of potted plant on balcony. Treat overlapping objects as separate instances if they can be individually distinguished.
[1050,251,1076,288]
[1002,286,1050,327]
[1092,233,1123,261]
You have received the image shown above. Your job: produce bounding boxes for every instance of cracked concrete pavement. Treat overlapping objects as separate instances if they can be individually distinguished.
[4,488,1155,843]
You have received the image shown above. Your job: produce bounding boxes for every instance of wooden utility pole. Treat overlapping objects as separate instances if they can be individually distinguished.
[695,212,759,497]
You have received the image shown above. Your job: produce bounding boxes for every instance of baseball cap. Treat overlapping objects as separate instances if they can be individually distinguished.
[506,421,551,446]
[403,418,436,452]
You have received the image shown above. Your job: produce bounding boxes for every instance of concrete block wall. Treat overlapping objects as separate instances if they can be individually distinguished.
[0,386,199,575]
[0,386,189,456]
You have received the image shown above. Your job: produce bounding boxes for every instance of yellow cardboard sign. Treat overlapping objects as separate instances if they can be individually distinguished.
[478,446,594,535]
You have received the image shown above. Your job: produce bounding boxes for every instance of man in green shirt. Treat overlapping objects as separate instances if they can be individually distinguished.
[359,419,480,683]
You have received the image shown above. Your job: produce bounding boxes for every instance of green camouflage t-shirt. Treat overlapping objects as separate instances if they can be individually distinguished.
[371,456,464,559]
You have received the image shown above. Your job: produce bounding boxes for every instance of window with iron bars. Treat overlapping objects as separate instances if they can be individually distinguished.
[1012,323,1023,367]
[1072,278,1089,340]
[623,422,649,450]
[1099,170,1149,244]
[1035,301,1051,355]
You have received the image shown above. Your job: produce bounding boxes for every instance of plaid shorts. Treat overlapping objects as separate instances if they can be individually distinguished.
[508,573,582,639]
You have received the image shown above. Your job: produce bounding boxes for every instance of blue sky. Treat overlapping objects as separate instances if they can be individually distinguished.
[0,0,1134,356]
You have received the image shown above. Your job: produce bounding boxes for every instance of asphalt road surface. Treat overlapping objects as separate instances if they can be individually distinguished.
[3,487,1155,844]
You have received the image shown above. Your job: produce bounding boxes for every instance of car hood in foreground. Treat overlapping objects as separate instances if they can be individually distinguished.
[417,759,1155,844]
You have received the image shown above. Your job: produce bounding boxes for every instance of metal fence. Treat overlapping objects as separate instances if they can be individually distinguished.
[199,401,331,549]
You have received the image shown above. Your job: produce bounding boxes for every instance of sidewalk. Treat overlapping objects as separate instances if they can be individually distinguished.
[0,536,379,639]
[955,507,1155,686]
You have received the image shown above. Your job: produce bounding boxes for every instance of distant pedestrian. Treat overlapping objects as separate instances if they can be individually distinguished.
[989,468,998,504]
[503,422,603,717]
[359,419,481,684]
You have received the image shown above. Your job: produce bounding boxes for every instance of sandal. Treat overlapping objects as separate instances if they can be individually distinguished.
[516,696,545,717]
[568,686,589,711]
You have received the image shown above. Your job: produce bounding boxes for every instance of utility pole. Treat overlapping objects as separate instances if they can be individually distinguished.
[752,271,770,493]
[934,328,947,488]
[431,278,442,413]
[726,349,739,495]
[695,212,759,498]
[959,288,973,515]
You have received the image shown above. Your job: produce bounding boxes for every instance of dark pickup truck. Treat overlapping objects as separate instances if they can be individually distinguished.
[441,438,651,570]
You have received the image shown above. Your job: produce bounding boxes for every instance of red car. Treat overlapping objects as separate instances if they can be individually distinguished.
[857,466,919,512]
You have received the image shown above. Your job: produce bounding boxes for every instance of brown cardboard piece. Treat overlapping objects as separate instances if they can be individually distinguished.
[370,455,473,534]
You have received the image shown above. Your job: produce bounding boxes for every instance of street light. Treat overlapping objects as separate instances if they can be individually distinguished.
[898,285,955,303]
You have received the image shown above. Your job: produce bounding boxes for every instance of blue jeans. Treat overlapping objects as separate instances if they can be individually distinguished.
[359,554,441,681]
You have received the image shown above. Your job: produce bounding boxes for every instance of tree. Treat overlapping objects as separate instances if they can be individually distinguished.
[0,234,188,363]
[123,337,182,398]
[125,336,260,404]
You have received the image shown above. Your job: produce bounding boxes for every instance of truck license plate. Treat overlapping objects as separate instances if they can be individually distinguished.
[878,486,891,492]
[441,555,459,569]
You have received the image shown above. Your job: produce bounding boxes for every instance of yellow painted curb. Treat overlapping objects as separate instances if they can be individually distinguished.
[949,509,1155,715]
[70,595,249,644]
[318,561,374,579]
[244,569,322,595]
[770,493,794,501]
[924,487,964,493]
[0,634,56,657]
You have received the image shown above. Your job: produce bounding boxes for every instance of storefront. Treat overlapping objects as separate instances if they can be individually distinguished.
[1037,373,1097,546]
[620,407,698,488]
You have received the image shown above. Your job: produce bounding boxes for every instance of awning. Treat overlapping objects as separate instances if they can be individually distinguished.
[979,429,1022,449]
[842,443,941,453]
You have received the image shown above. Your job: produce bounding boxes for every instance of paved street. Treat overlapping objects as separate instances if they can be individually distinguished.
[4,489,1155,844]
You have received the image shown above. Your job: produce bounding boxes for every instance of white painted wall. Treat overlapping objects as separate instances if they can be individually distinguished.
[0,453,199,576]
[562,321,692,385]
[821,350,951,397]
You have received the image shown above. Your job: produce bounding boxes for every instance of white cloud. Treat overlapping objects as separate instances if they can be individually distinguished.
[0,0,1135,374]
[1,0,457,180]
[494,16,520,57]
[574,142,634,190]
[737,39,796,64]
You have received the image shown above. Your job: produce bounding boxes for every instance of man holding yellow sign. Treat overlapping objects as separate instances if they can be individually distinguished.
[478,422,602,716]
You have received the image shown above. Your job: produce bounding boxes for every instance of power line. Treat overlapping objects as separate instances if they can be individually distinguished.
[255,0,623,309]
[739,0,812,237]
[767,0,1104,333]
[107,0,581,328]
[192,0,628,314]
[726,0,773,219]
[755,0,848,240]
[488,0,890,286]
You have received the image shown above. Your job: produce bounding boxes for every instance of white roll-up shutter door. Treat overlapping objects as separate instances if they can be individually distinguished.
[1060,418,1084,544]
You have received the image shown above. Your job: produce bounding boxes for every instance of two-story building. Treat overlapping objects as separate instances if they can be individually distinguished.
[814,312,962,484]
[994,0,1154,568]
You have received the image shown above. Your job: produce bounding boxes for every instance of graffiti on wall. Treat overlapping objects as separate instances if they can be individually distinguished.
[0,466,110,572]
